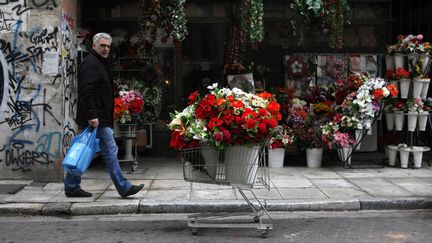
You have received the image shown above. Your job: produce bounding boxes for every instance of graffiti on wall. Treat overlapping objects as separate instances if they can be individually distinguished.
[0,0,72,173]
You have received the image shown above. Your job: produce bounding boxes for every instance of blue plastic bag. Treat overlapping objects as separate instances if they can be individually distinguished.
[62,126,100,174]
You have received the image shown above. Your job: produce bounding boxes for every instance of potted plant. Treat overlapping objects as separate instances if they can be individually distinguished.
[290,0,352,49]
[321,121,356,165]
[268,125,294,168]
[113,85,145,161]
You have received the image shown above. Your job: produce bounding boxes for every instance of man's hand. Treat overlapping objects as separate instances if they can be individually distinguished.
[88,118,99,127]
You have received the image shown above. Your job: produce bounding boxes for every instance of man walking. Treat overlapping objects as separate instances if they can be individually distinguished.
[64,32,144,198]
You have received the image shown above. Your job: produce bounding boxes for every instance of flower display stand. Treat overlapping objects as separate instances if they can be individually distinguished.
[268,148,285,168]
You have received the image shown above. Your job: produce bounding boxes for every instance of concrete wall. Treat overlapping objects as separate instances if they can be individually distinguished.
[0,0,77,181]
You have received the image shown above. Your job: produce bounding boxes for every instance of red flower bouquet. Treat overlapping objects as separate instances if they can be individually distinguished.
[269,125,294,149]
[114,89,145,124]
[168,84,282,150]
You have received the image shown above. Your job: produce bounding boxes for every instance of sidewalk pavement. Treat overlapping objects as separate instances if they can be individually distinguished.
[0,152,432,216]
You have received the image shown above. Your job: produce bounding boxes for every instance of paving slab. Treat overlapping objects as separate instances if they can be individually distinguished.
[278,188,328,200]
[0,184,26,194]
[144,189,190,201]
[396,184,432,197]
[5,188,61,203]
[402,168,432,177]
[107,179,153,191]
[0,180,33,185]
[310,178,358,188]
[49,191,104,203]
[348,178,394,187]
[149,179,191,190]
[361,185,413,197]
[79,179,111,191]
[386,177,427,186]
[320,187,370,200]
[270,178,314,188]
[0,194,8,204]
[301,170,343,179]
[235,188,283,200]
[97,190,148,201]
[43,183,64,190]
[191,189,237,200]
[267,168,305,178]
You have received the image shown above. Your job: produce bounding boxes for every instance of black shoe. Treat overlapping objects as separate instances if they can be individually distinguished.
[65,189,92,197]
[121,184,144,198]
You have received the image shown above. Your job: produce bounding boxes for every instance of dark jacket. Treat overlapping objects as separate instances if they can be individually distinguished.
[76,51,114,128]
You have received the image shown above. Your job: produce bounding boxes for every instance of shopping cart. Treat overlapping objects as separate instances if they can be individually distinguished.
[180,143,273,238]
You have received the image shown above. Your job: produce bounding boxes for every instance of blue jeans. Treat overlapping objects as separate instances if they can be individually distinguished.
[64,126,132,195]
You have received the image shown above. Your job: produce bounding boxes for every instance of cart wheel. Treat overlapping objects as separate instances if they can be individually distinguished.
[191,228,198,235]
[259,230,267,238]
[253,216,260,223]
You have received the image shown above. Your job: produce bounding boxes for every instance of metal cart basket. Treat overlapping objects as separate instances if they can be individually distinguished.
[180,143,273,238]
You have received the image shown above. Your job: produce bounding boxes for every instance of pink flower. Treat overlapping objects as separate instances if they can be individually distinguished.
[417,34,423,41]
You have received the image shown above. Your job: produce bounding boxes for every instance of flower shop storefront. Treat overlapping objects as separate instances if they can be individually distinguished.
[76,0,432,169]
[2,0,432,182]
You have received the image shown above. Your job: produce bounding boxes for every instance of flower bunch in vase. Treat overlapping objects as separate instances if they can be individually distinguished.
[287,98,327,151]
[387,34,425,54]
[346,77,397,130]
[406,97,424,112]
[394,67,410,79]
[168,83,282,150]
[114,88,145,124]
[269,125,295,149]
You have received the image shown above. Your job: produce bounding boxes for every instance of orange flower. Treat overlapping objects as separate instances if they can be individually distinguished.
[216,98,226,106]
[387,84,398,97]
[267,101,280,114]
[232,100,243,108]
[257,92,273,100]
[372,89,384,100]
[114,97,127,119]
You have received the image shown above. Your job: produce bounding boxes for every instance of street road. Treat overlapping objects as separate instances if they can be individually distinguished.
[0,210,431,242]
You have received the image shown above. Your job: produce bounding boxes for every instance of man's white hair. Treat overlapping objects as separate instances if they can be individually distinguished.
[93,32,112,44]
